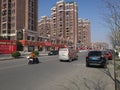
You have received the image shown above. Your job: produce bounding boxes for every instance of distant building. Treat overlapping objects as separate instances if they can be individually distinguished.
[78,18,91,49]
[91,42,109,50]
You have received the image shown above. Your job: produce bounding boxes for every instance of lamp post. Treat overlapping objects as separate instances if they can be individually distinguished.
[23,29,25,40]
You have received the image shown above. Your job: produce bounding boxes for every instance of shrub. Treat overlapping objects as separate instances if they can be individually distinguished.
[11,51,21,58]
[33,51,39,56]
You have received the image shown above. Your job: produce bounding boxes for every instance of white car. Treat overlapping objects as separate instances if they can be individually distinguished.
[59,48,78,62]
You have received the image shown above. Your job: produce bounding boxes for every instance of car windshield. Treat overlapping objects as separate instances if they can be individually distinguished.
[88,51,102,56]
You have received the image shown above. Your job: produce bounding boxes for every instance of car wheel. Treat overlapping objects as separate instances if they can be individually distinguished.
[86,63,89,67]
[59,60,62,62]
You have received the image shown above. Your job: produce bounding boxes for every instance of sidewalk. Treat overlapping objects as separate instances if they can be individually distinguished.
[108,59,120,88]
[0,51,49,60]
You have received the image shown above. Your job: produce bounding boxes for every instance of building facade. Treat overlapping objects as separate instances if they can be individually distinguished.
[91,42,109,50]
[78,18,91,49]
[38,16,51,41]
[50,0,78,46]
[0,0,38,51]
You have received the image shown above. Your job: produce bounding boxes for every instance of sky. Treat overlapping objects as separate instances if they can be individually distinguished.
[38,0,111,46]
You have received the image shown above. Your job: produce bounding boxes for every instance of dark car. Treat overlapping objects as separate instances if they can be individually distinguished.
[86,50,108,68]
[48,50,59,56]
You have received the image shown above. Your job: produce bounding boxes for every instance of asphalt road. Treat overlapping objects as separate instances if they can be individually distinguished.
[0,52,115,90]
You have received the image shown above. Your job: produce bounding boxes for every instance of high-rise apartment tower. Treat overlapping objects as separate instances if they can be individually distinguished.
[51,0,78,46]
[0,0,38,41]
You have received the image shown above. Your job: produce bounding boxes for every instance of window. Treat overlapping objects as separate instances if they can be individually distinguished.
[2,23,6,29]
[27,36,30,40]
[2,17,6,22]
[2,30,6,34]
[32,37,35,40]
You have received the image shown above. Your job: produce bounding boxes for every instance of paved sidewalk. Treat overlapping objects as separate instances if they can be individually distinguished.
[108,60,120,89]
[0,51,49,60]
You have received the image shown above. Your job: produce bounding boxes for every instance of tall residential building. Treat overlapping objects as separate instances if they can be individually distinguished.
[51,0,78,46]
[0,0,38,41]
[78,18,91,49]
[38,16,51,41]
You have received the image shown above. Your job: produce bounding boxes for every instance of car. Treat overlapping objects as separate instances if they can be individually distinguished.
[86,50,108,68]
[59,48,78,62]
[48,50,59,56]
[105,51,113,60]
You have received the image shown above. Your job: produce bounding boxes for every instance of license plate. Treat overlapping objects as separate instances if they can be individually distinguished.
[91,57,97,60]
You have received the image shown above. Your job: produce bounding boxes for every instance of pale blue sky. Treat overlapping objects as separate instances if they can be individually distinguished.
[38,0,110,46]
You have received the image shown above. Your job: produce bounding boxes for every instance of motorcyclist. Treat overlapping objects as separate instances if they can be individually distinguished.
[29,51,39,63]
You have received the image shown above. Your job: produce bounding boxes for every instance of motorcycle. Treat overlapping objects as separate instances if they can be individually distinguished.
[27,56,39,64]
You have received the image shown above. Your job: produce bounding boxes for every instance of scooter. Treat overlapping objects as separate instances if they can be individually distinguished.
[27,56,39,64]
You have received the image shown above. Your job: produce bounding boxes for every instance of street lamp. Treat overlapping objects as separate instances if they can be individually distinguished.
[23,29,25,40]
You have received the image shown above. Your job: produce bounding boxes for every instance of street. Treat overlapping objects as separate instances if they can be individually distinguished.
[0,52,115,90]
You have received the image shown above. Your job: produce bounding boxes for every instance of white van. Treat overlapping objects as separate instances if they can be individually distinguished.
[59,48,78,62]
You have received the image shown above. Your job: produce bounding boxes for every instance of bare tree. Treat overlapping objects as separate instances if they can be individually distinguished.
[102,0,120,47]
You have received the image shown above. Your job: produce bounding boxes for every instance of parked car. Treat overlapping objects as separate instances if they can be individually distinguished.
[59,48,78,62]
[86,50,108,68]
[48,50,59,56]
[105,51,113,60]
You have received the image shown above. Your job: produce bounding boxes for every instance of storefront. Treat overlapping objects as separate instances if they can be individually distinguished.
[0,40,17,54]
[19,40,67,52]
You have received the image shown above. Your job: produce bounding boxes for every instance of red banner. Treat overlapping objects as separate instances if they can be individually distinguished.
[0,40,17,54]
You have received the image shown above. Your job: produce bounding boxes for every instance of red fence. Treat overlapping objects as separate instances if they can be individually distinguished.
[0,40,17,54]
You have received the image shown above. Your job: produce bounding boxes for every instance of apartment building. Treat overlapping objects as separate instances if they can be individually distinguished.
[91,42,109,50]
[51,0,78,46]
[78,18,91,49]
[38,16,51,41]
[0,0,38,40]
[0,0,38,51]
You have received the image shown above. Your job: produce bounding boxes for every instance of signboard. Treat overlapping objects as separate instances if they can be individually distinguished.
[0,40,17,54]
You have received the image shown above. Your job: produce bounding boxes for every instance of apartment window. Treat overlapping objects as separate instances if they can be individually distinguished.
[2,30,6,34]
[11,23,15,27]
[8,23,11,29]
[27,36,30,40]
[66,11,69,15]
[8,17,11,22]
[54,24,56,28]
[2,10,6,16]
[65,5,69,9]
[60,18,62,21]
[32,37,35,40]
[59,5,63,10]
[60,22,62,26]
[2,23,6,29]
[2,0,6,3]
[2,17,6,22]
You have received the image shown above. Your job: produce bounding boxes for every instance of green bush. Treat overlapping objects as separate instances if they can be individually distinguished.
[33,51,39,56]
[11,51,21,58]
